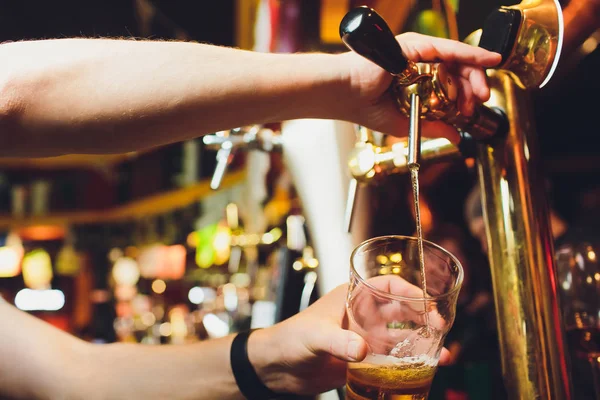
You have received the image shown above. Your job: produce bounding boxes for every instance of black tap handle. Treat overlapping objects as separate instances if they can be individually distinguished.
[339,6,408,75]
[478,7,521,64]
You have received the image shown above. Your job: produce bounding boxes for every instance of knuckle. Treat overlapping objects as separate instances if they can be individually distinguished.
[400,32,418,41]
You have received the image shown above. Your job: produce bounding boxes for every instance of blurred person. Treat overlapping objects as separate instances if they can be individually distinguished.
[0,32,500,399]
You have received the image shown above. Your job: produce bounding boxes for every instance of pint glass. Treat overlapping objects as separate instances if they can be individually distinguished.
[346,235,463,399]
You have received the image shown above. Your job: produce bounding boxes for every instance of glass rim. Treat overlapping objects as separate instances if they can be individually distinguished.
[350,235,464,302]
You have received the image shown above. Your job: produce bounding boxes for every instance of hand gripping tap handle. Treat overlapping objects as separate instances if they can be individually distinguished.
[340,6,422,165]
[344,125,377,234]
[340,5,425,87]
[340,6,507,142]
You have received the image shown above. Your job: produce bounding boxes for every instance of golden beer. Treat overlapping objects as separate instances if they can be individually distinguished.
[346,356,437,400]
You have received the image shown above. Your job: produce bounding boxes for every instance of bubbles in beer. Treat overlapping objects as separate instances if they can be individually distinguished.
[347,354,437,399]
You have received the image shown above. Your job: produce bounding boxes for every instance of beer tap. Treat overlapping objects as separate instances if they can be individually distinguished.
[344,126,382,233]
[203,125,282,190]
[341,1,562,234]
[340,6,499,233]
[339,2,572,399]
[343,126,473,232]
[275,215,320,322]
[339,6,508,141]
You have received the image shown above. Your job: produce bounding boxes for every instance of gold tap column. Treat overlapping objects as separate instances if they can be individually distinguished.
[476,71,572,399]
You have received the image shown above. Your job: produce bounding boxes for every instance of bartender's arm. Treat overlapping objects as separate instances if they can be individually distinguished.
[0,284,451,400]
[0,34,499,157]
[0,286,354,399]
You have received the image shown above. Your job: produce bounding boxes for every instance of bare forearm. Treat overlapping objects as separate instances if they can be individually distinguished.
[84,336,244,400]
[0,302,89,399]
[0,299,282,400]
[0,39,348,157]
[83,327,285,400]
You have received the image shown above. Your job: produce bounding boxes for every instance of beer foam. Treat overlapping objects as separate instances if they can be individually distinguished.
[357,353,438,367]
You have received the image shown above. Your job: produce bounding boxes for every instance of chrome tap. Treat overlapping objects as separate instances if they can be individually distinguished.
[344,125,470,233]
[203,125,282,190]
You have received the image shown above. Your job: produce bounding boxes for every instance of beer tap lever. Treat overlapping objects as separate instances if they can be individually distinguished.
[340,6,408,75]
[339,6,421,84]
[203,126,283,190]
[344,178,359,233]
[344,126,381,234]
[340,7,507,141]
[211,142,233,190]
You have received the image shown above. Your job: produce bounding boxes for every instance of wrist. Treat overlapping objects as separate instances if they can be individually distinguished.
[251,51,352,125]
[289,52,354,123]
[247,327,288,394]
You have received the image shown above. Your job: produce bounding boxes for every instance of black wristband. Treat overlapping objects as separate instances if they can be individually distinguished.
[230,329,281,400]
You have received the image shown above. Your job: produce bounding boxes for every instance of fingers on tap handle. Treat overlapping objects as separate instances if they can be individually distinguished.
[339,6,408,74]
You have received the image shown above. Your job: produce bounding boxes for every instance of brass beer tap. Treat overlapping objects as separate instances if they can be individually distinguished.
[343,124,468,232]
[340,6,508,141]
[203,125,282,190]
[340,1,572,399]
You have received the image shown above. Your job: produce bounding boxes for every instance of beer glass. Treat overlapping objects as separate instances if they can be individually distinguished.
[346,235,463,400]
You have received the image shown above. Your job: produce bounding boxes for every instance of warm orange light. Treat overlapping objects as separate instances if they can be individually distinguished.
[138,245,167,279]
[588,250,596,262]
[420,201,434,234]
[0,246,23,278]
[115,300,134,317]
[114,285,137,302]
[55,244,81,277]
[112,257,140,286]
[152,279,166,294]
[18,225,66,241]
[169,306,188,342]
[158,245,187,280]
[213,224,231,266]
[22,249,53,289]
[125,246,140,259]
[186,232,198,248]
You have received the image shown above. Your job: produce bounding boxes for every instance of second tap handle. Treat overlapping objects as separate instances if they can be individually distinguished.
[228,246,242,274]
[408,93,422,168]
[339,6,408,75]
[210,143,233,190]
[344,178,359,233]
[299,271,318,312]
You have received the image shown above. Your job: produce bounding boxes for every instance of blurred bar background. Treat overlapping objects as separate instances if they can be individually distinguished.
[0,1,598,399]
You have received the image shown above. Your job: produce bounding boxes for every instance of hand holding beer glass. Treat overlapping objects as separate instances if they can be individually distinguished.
[346,236,463,399]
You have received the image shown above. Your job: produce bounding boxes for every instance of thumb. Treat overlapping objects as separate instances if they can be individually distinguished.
[309,325,369,362]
